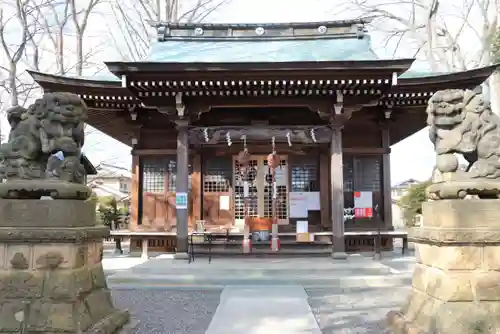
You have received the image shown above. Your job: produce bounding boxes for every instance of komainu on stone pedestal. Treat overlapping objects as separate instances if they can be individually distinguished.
[425,89,500,200]
[0,93,131,333]
[387,89,500,334]
[0,92,91,199]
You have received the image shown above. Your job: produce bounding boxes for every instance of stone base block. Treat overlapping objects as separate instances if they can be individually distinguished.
[387,289,500,334]
[0,219,129,332]
[388,199,500,334]
[0,262,130,333]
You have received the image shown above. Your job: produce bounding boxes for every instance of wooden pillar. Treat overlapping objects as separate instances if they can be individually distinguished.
[175,120,189,258]
[381,125,393,230]
[129,155,140,231]
[319,152,330,229]
[191,153,202,225]
[330,125,347,259]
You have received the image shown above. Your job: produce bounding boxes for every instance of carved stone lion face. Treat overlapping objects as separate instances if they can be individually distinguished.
[29,92,88,124]
[426,89,468,131]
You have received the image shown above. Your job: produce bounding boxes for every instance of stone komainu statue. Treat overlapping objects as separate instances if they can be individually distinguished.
[0,92,87,184]
[426,89,500,199]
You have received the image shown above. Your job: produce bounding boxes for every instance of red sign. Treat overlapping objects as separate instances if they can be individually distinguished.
[354,208,373,218]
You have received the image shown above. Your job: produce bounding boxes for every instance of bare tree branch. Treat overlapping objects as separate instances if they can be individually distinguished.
[108,0,232,61]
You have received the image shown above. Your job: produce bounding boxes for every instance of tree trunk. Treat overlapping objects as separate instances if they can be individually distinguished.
[8,61,18,106]
[75,33,83,76]
[490,72,500,115]
[57,29,65,74]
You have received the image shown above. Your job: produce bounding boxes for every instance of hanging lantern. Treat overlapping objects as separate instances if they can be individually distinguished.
[267,152,280,170]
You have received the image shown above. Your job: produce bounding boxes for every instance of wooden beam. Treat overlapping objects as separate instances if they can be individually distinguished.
[132,148,178,155]
[343,147,390,154]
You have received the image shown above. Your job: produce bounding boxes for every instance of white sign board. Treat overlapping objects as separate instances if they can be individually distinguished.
[354,191,372,208]
[296,220,308,234]
[243,181,250,197]
[289,192,308,218]
[219,195,230,210]
[307,192,320,211]
[175,192,188,210]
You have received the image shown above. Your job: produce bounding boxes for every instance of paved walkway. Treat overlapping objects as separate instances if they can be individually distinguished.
[207,286,321,334]
[105,253,415,333]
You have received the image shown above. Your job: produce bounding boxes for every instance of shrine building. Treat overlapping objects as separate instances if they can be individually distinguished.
[29,19,497,255]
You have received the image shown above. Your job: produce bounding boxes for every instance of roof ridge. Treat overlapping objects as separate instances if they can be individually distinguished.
[148,19,373,29]
[151,19,370,42]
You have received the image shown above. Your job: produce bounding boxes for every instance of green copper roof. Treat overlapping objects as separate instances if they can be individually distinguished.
[145,36,379,63]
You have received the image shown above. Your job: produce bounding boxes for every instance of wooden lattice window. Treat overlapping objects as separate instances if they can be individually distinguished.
[264,159,288,219]
[234,159,258,219]
[203,157,232,193]
[343,155,354,192]
[142,158,165,193]
[290,158,319,192]
[164,157,193,192]
[354,157,382,192]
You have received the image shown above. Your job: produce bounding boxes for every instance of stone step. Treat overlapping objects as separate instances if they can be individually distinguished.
[106,272,411,289]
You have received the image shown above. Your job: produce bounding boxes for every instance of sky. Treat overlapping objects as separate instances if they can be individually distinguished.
[2,0,491,185]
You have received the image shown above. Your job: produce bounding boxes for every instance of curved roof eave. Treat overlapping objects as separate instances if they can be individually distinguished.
[28,70,122,89]
[398,64,499,87]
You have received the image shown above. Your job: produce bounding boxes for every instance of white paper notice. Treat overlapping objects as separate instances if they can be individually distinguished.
[307,192,320,211]
[275,166,287,185]
[289,192,308,218]
[243,181,249,197]
[354,191,373,208]
[219,195,230,210]
[296,220,308,233]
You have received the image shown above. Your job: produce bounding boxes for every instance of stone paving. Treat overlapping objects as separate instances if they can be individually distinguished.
[112,289,221,334]
[307,286,410,334]
[104,249,415,333]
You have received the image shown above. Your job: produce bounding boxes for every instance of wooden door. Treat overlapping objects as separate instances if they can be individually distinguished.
[233,155,289,229]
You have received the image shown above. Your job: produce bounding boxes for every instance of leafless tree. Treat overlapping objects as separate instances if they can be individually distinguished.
[108,0,231,61]
[346,0,499,111]
[0,0,49,107]
[348,0,498,71]
[69,0,104,76]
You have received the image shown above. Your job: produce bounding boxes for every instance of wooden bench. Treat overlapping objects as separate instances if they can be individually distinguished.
[271,231,408,254]
[345,231,408,255]
[110,231,177,260]
[188,230,235,264]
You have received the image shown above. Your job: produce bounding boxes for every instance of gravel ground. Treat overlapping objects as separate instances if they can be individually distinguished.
[307,286,411,334]
[111,289,222,334]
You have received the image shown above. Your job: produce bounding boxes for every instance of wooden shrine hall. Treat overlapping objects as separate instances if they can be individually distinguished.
[29,19,497,256]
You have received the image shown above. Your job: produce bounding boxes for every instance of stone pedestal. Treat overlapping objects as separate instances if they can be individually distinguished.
[387,199,500,333]
[0,199,130,333]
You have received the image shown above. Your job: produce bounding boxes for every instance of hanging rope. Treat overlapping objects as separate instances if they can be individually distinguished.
[226,131,232,146]
[242,134,248,152]
[310,128,317,143]
[286,131,292,147]
[203,128,209,143]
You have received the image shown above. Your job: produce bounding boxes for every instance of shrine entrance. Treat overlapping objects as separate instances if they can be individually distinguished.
[233,155,289,229]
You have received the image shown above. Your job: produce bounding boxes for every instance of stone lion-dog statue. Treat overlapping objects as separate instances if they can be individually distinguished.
[0,92,91,199]
[426,89,500,200]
